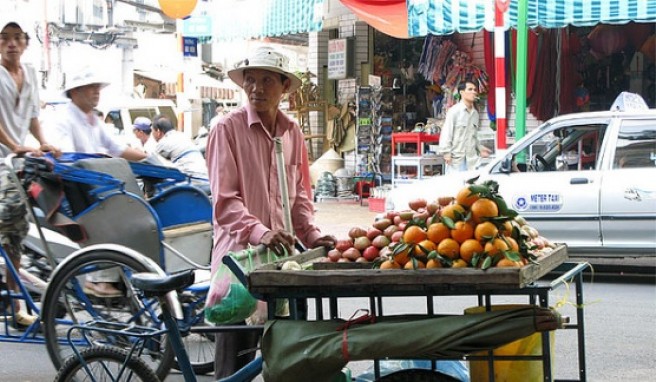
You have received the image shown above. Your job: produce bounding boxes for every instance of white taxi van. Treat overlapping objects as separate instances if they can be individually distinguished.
[385,93,656,256]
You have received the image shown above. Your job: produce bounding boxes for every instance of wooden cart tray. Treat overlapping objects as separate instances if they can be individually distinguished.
[247,245,568,296]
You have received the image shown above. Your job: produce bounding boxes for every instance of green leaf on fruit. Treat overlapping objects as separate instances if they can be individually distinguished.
[392,243,409,255]
[504,251,521,262]
[481,256,492,270]
[442,216,455,229]
[466,176,480,185]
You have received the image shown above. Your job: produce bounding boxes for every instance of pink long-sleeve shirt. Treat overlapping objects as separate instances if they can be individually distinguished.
[206,103,320,273]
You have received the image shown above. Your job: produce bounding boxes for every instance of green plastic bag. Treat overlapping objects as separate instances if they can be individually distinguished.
[205,259,257,325]
[204,247,281,325]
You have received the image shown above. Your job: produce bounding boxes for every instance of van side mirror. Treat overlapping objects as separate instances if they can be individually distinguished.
[500,157,513,173]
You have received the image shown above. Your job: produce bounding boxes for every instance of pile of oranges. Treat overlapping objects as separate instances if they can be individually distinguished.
[379,180,533,270]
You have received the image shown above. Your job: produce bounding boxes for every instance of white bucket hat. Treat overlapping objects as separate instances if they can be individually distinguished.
[227,46,302,93]
[63,67,110,98]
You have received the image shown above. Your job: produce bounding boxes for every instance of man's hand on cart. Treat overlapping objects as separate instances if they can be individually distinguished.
[261,231,337,257]
[310,235,337,250]
[261,229,296,257]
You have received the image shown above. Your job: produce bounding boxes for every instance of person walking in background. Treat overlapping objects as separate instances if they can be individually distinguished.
[0,21,60,328]
[438,80,491,173]
[205,46,336,379]
[132,116,157,154]
[46,66,147,298]
[151,114,208,178]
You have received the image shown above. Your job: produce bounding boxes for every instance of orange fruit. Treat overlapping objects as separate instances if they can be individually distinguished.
[393,249,411,266]
[426,258,443,268]
[452,259,468,268]
[440,204,466,221]
[470,198,499,224]
[456,186,480,208]
[380,259,401,269]
[484,238,510,256]
[459,239,484,263]
[414,239,436,256]
[402,225,427,245]
[404,259,426,270]
[504,236,520,252]
[427,222,451,243]
[450,221,474,243]
[496,258,522,268]
[437,238,460,259]
[474,221,499,241]
[500,220,514,236]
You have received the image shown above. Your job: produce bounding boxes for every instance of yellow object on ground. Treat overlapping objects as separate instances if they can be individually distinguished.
[465,304,555,382]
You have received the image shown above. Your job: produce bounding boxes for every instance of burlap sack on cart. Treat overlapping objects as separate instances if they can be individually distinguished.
[261,306,561,382]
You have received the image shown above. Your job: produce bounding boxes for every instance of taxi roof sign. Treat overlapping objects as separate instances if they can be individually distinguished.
[610,92,649,112]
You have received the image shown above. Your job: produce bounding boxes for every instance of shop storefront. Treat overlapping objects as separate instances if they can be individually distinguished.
[337,0,655,184]
[204,0,655,185]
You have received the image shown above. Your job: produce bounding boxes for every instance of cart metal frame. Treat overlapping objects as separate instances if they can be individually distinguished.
[250,261,589,382]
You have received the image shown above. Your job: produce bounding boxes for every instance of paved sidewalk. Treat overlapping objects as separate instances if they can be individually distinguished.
[313,199,380,240]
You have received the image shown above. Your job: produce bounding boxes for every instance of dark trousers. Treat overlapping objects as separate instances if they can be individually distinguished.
[214,325,260,379]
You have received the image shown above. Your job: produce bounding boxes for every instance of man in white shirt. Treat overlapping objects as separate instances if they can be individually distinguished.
[151,115,208,179]
[47,68,147,162]
[47,67,147,298]
[438,80,492,173]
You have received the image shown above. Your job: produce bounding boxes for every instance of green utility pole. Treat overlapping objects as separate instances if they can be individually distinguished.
[515,0,529,141]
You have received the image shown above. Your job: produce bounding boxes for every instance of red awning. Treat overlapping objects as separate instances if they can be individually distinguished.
[339,0,409,39]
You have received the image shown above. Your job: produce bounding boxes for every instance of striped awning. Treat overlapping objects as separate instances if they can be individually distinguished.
[211,0,324,42]
[408,0,656,37]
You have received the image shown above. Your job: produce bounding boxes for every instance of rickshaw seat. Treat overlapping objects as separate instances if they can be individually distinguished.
[63,158,143,216]
[75,192,162,264]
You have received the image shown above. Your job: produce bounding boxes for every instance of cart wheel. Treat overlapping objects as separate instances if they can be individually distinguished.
[376,368,460,382]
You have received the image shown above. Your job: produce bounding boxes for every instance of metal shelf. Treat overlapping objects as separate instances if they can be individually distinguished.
[391,155,444,188]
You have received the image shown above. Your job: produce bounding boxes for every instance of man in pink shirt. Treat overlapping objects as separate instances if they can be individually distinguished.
[206,46,336,378]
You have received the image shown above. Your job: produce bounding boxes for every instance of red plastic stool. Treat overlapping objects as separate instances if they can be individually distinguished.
[354,180,375,205]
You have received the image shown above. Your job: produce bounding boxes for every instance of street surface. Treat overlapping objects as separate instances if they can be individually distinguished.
[0,200,654,381]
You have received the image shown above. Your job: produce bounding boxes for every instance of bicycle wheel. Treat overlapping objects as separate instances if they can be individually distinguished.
[54,345,161,382]
[41,246,174,380]
[173,289,215,375]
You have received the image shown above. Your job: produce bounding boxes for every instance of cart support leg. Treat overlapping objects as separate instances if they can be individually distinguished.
[539,291,552,382]
[576,272,587,382]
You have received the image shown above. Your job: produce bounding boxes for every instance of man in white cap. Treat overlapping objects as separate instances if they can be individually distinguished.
[132,116,157,154]
[47,67,147,298]
[0,20,60,329]
[206,46,336,378]
[47,67,147,162]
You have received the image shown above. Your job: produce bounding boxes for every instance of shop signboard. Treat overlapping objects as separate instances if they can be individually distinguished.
[368,75,381,87]
[182,16,212,37]
[183,37,198,57]
[328,38,353,80]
